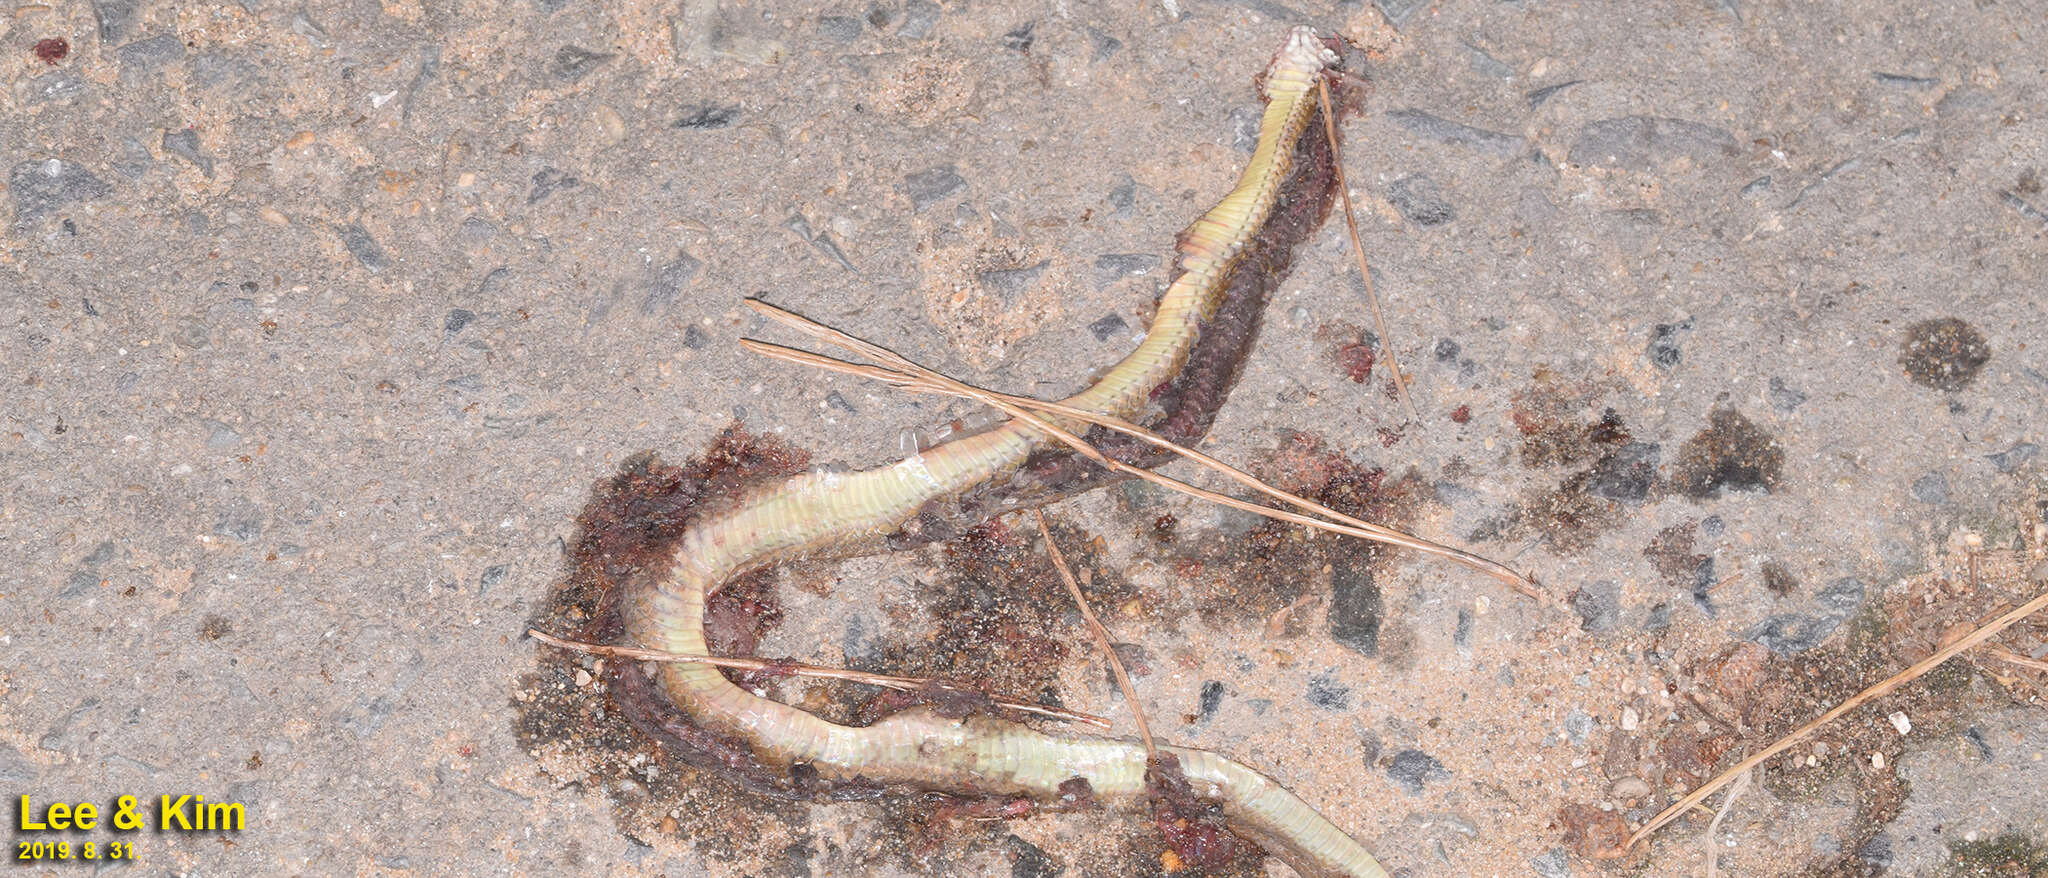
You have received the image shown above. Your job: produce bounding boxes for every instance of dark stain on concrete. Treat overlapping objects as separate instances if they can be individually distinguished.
[1671,408,1784,499]
[1899,317,1992,392]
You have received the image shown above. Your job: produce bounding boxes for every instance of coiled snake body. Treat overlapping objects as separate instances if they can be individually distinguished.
[615,28,1389,878]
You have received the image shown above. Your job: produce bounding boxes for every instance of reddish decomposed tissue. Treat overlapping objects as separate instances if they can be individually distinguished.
[1149,755,1249,870]
[1337,341,1375,383]
[34,38,70,64]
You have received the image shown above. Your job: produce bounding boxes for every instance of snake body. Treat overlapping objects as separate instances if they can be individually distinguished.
[618,28,1389,878]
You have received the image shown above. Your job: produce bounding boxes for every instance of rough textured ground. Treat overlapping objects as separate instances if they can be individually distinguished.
[6,0,2047,876]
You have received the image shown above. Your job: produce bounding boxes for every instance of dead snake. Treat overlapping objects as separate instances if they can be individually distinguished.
[617,28,1389,878]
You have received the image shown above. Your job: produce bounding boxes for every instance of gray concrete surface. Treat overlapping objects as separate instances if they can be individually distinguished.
[6,0,2046,876]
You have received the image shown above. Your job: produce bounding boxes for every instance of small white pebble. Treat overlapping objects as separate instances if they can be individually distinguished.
[1889,711,1912,735]
[1871,751,1885,769]
[1621,706,1640,731]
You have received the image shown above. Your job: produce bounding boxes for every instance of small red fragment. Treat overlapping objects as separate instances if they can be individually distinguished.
[1450,404,1471,424]
[1336,342,1374,383]
[33,38,69,64]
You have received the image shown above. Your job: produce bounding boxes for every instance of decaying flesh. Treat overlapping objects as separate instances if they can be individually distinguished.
[611,28,1390,878]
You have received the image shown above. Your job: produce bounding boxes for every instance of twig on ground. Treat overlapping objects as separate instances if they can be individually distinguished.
[525,627,1109,729]
[1318,75,1417,425]
[1701,768,1752,878]
[736,304,1539,598]
[1627,586,2048,848]
[1034,511,1156,757]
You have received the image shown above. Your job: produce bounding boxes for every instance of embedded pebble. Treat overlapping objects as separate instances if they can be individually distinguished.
[1910,472,1951,505]
[1563,708,1592,746]
[1228,107,1261,154]
[29,71,84,104]
[1106,173,1136,214]
[172,317,211,349]
[338,223,390,273]
[194,52,259,91]
[118,34,184,71]
[1646,318,1692,368]
[1464,43,1513,79]
[842,614,881,669]
[903,166,966,210]
[1875,72,1939,88]
[1305,672,1352,710]
[1197,680,1224,722]
[1568,582,1619,632]
[1087,26,1122,62]
[9,159,111,225]
[1093,253,1156,287]
[1087,313,1129,342]
[676,105,740,130]
[1815,577,1865,614]
[1986,442,2038,473]
[1568,116,1739,171]
[1008,834,1058,878]
[1584,442,1661,503]
[897,0,940,38]
[529,167,580,204]
[1525,80,1582,109]
[93,0,142,42]
[642,251,703,314]
[817,15,861,43]
[977,261,1048,303]
[1001,22,1034,52]
[1529,847,1572,878]
[213,498,264,542]
[163,129,214,176]
[290,11,331,47]
[0,743,35,784]
[1329,552,1382,656]
[1768,376,1808,412]
[1748,613,1840,655]
[1387,174,1454,226]
[551,46,614,82]
[1385,749,1450,794]
[112,137,152,180]
[1388,109,1526,156]
[1374,0,1429,28]
[202,419,242,448]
